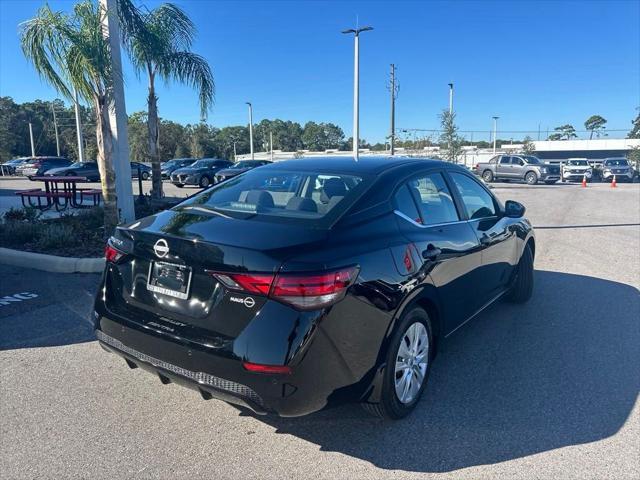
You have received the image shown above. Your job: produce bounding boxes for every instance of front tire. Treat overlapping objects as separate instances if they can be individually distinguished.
[506,244,534,303]
[362,307,433,420]
[141,171,150,180]
[525,171,538,185]
[199,176,211,188]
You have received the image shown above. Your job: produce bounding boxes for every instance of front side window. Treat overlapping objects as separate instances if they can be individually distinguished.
[407,173,459,225]
[449,172,496,220]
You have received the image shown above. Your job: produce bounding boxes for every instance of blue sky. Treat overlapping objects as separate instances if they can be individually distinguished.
[1,0,638,143]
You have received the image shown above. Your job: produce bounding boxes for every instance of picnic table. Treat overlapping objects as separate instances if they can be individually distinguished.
[15,176,102,211]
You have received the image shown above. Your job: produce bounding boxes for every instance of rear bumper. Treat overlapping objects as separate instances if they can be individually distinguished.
[96,330,268,414]
[93,305,362,417]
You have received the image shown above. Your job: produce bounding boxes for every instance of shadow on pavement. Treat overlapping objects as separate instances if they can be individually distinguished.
[254,270,640,473]
[0,265,100,350]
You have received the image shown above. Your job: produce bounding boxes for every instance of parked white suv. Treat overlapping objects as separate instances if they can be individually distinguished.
[602,158,634,183]
[561,158,592,182]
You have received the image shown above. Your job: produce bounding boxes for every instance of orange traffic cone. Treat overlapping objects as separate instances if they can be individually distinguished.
[581,175,587,187]
[611,175,617,188]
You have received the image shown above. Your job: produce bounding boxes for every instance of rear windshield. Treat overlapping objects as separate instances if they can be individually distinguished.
[604,159,628,166]
[176,169,368,226]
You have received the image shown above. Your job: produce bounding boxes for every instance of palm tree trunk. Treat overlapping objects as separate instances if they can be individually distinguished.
[147,73,162,199]
[94,96,119,235]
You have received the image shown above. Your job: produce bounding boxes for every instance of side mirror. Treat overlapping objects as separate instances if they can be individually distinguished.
[505,200,526,218]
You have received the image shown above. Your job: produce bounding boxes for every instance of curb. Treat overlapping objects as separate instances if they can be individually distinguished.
[0,247,105,273]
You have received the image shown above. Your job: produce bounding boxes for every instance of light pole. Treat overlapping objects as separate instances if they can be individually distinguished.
[342,25,373,161]
[492,116,499,154]
[73,88,85,163]
[246,102,254,160]
[448,83,454,114]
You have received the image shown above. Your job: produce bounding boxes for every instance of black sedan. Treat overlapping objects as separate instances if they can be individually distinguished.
[215,160,272,183]
[130,162,151,180]
[44,161,101,181]
[95,157,535,419]
[159,158,197,179]
[170,158,233,188]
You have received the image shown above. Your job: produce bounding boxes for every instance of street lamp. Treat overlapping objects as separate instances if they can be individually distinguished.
[448,83,454,114]
[246,102,254,160]
[342,25,373,161]
[492,116,499,154]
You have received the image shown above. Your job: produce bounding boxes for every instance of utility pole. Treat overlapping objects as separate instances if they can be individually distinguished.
[100,0,134,222]
[389,64,398,155]
[270,131,274,161]
[73,88,85,163]
[51,105,60,157]
[342,25,373,161]
[233,142,237,161]
[28,122,35,157]
[492,116,499,154]
[448,83,454,114]
[246,102,254,160]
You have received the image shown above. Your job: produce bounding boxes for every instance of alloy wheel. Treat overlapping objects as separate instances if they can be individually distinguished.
[394,322,429,404]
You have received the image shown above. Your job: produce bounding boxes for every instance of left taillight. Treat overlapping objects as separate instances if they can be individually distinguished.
[211,265,359,311]
[104,243,125,263]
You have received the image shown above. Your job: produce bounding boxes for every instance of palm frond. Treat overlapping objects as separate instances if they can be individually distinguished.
[158,51,215,120]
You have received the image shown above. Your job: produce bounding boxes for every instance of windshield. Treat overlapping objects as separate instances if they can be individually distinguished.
[230,161,259,169]
[523,156,542,164]
[176,168,368,226]
[567,160,589,166]
[604,159,628,166]
[190,160,217,168]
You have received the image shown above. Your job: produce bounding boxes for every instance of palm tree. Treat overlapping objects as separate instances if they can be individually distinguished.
[123,3,214,199]
[20,1,130,233]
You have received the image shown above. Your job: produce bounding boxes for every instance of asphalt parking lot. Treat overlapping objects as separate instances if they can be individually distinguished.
[1,182,639,479]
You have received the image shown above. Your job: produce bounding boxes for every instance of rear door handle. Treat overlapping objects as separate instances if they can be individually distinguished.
[422,246,441,261]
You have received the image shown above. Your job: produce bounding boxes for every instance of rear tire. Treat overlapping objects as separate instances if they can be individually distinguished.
[506,244,534,303]
[362,307,433,420]
[482,170,494,182]
[141,171,149,180]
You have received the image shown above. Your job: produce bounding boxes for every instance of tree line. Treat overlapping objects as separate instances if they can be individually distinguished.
[0,96,356,163]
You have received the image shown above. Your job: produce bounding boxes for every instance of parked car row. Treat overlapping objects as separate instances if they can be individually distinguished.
[168,158,272,188]
[0,156,153,181]
[557,157,636,183]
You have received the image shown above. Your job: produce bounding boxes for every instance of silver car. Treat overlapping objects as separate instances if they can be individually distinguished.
[601,158,634,182]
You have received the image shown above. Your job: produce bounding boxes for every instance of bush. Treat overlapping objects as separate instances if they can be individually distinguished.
[0,206,106,257]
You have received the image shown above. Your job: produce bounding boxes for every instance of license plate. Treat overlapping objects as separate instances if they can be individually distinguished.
[147,261,192,299]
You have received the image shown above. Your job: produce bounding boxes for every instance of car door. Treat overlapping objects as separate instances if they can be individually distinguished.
[393,171,483,333]
[498,155,513,178]
[447,171,518,303]
[511,156,526,180]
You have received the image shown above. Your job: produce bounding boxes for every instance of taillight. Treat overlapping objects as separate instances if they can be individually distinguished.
[211,266,359,310]
[105,244,124,263]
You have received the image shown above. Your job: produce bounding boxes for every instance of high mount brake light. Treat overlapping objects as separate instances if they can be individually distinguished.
[211,266,359,310]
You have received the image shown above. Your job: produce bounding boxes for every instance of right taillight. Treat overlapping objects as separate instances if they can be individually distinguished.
[211,266,359,311]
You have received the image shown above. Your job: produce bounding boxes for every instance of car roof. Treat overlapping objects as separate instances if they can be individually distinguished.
[263,156,453,175]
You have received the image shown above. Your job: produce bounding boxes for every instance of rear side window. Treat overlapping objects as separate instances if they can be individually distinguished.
[449,172,496,220]
[499,156,511,165]
[393,185,421,223]
[178,169,368,226]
